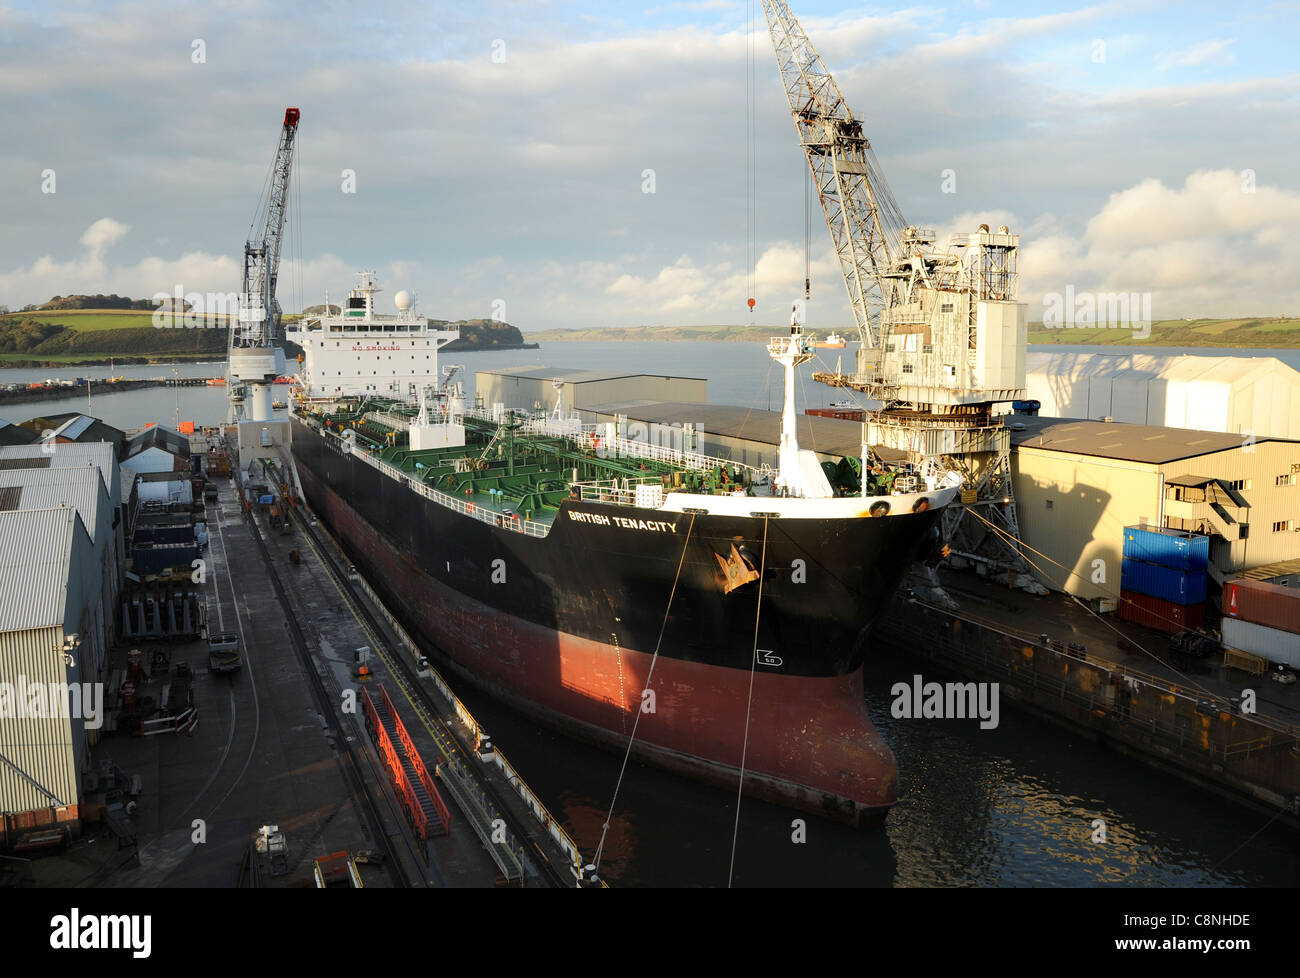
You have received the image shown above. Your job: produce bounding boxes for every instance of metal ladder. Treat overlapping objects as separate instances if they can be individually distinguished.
[370,695,442,831]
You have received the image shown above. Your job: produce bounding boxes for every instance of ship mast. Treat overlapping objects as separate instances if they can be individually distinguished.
[767,303,832,498]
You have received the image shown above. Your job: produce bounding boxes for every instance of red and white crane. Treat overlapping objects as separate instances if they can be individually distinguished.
[229,107,299,425]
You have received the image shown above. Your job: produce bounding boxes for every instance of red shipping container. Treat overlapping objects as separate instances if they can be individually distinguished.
[805,408,866,422]
[1118,589,1205,634]
[1223,578,1300,636]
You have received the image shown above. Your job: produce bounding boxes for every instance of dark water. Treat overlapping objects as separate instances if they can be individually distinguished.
[6,343,1297,886]
[450,645,1297,888]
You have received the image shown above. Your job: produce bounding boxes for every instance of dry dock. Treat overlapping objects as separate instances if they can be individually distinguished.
[878,568,1300,829]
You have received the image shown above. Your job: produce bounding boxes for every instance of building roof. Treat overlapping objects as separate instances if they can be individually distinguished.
[0,442,119,506]
[0,507,79,632]
[1008,415,1291,464]
[0,419,38,446]
[1237,558,1300,584]
[582,400,905,461]
[124,424,191,460]
[0,467,106,543]
[478,366,707,384]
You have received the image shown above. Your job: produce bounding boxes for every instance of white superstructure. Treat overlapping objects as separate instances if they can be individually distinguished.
[297,272,460,401]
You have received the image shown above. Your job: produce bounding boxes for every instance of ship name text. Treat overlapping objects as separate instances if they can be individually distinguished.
[568,511,677,533]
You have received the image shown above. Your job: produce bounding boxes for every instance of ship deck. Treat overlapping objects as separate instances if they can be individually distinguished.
[295,395,919,528]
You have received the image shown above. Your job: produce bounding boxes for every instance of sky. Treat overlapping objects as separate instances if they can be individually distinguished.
[1,0,1297,331]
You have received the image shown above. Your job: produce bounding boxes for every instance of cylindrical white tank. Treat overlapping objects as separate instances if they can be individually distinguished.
[250,382,273,421]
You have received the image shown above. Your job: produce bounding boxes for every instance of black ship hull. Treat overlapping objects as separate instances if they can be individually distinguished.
[290,417,943,824]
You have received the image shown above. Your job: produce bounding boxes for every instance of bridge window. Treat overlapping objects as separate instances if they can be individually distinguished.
[1273,520,1291,532]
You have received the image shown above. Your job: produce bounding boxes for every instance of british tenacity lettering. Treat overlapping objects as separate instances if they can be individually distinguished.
[567,511,677,533]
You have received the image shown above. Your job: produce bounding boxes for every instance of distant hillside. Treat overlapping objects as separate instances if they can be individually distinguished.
[527,324,798,342]
[0,316,225,357]
[1028,317,1300,347]
[35,293,156,311]
[433,318,536,350]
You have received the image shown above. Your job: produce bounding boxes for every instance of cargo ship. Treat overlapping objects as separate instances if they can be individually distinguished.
[286,275,961,825]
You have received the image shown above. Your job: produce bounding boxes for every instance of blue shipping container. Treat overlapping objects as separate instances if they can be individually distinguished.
[1121,558,1207,605]
[1122,525,1209,571]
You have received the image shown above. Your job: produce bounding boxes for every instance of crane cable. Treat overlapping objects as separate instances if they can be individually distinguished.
[804,163,812,301]
[592,511,699,875]
[728,513,769,888]
[745,0,757,315]
[962,506,1208,687]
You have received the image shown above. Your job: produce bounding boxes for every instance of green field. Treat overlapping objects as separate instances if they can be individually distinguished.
[0,309,230,331]
[1027,317,1300,347]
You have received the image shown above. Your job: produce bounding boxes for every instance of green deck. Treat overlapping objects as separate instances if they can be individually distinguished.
[308,399,756,523]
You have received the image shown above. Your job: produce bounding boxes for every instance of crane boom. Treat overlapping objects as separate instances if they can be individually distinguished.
[229,107,299,426]
[233,107,299,351]
[761,0,906,350]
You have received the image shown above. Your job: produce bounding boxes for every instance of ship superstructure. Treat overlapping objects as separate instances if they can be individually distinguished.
[297,272,461,405]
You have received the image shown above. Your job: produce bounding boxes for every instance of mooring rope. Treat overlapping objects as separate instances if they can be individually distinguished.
[728,512,770,887]
[592,511,698,874]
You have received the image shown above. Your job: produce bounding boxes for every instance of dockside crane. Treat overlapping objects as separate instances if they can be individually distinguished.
[229,107,300,428]
[761,2,1031,574]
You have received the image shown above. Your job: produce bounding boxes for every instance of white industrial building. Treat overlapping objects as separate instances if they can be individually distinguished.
[0,507,103,843]
[0,442,124,565]
[1025,352,1300,440]
[475,367,707,417]
[0,467,118,671]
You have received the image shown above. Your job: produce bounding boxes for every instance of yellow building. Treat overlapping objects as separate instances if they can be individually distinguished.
[1011,416,1300,600]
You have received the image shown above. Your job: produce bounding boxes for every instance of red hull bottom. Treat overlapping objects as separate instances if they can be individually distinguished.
[303,466,898,826]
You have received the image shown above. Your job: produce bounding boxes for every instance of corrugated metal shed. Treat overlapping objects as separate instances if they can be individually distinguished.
[0,467,106,544]
[0,507,79,632]
[0,442,120,509]
[123,424,191,460]
[581,400,906,464]
[1026,351,1300,438]
[476,367,708,416]
[0,508,96,816]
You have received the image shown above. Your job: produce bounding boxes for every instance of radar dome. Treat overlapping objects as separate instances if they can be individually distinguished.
[394,290,413,311]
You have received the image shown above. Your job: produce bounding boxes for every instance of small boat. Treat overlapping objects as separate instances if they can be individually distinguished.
[815,331,847,348]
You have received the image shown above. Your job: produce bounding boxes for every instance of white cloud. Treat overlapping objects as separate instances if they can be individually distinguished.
[1156,38,1238,70]
[80,218,130,259]
[0,1,1294,331]
[1021,169,1300,317]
